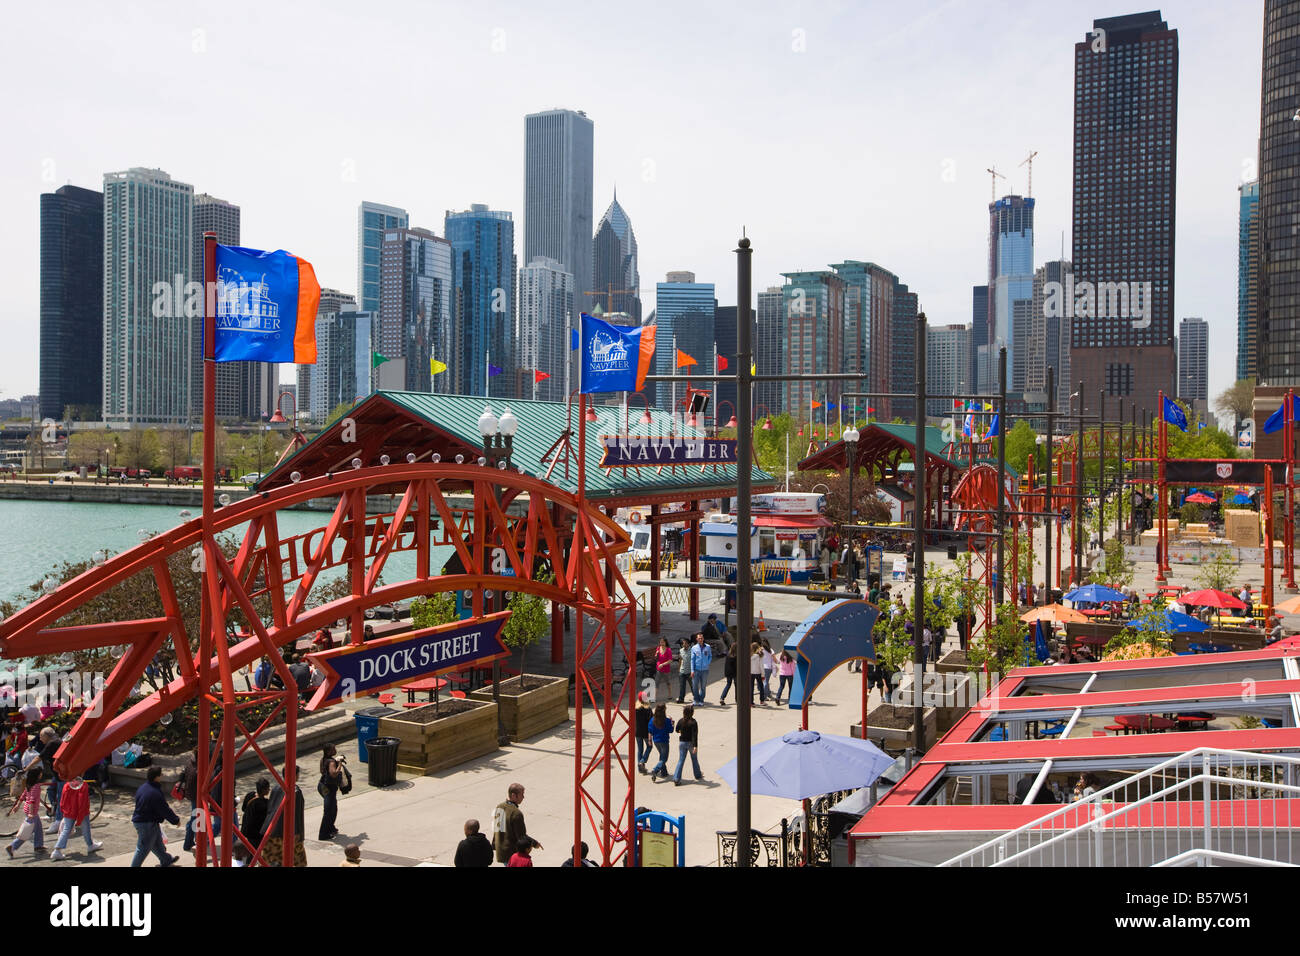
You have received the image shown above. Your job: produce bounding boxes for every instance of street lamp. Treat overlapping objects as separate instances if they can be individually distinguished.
[756,404,774,431]
[843,425,861,583]
[624,392,653,432]
[480,403,518,746]
[714,400,738,433]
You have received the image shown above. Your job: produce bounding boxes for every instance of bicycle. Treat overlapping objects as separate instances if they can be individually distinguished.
[40,778,105,824]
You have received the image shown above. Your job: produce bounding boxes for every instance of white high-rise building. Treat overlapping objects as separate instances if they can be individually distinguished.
[1178,317,1208,403]
[102,167,194,425]
[357,201,408,313]
[518,256,574,402]
[926,323,972,417]
[524,109,593,316]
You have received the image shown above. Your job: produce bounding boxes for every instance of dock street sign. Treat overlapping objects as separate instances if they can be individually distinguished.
[305,611,510,709]
[599,435,738,468]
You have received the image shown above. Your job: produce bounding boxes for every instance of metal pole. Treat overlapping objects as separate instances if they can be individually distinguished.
[1116,398,1124,546]
[846,440,855,584]
[913,312,927,753]
[1074,382,1084,587]
[1044,366,1054,604]
[1130,402,1137,545]
[736,235,754,864]
[1099,389,1106,553]
[996,347,1006,605]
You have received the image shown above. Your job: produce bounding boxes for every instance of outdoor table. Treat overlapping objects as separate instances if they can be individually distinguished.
[401,676,448,705]
[1080,609,1110,618]
[1175,714,1212,730]
[1218,616,1252,626]
[1114,714,1176,734]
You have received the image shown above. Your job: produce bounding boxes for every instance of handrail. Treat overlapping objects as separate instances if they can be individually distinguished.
[939,746,1300,867]
[1152,848,1297,868]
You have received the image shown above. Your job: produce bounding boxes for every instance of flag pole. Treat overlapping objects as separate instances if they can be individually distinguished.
[486,350,490,399]
[198,230,217,867]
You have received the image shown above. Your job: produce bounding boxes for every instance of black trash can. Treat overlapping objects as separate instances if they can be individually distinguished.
[947,546,958,560]
[365,736,400,787]
[354,708,394,763]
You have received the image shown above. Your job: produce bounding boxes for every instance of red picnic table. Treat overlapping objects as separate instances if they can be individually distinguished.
[400,677,448,707]
[1114,714,1177,734]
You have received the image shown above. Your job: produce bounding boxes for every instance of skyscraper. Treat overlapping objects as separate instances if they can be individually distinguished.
[524,109,593,315]
[309,310,374,424]
[971,284,988,398]
[357,201,408,313]
[989,195,1035,394]
[1239,180,1260,382]
[781,271,845,419]
[1258,2,1300,382]
[1178,317,1208,404]
[379,227,453,393]
[653,272,716,413]
[830,262,894,419]
[518,256,573,402]
[1071,11,1178,414]
[591,191,640,322]
[891,280,919,406]
[102,167,194,425]
[445,205,516,399]
[297,289,356,416]
[39,185,102,422]
[713,306,737,420]
[927,324,971,417]
[1030,259,1072,408]
[755,287,785,417]
[191,193,257,422]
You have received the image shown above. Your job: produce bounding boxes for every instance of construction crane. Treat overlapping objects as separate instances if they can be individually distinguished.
[986,165,1006,203]
[1020,150,1040,198]
[584,283,638,320]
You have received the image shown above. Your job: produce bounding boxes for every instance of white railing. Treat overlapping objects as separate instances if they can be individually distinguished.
[939,747,1300,867]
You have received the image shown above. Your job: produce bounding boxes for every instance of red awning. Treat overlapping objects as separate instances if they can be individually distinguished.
[751,514,833,529]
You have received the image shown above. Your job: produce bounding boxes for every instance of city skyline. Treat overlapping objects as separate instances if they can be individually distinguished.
[1,2,1266,413]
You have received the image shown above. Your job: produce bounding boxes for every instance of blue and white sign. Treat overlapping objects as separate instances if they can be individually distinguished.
[306,611,510,709]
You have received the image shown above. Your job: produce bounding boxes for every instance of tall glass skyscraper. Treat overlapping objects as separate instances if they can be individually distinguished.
[1071,11,1178,414]
[379,227,453,393]
[525,109,593,316]
[1178,317,1208,403]
[830,262,894,418]
[102,167,194,425]
[310,311,374,423]
[445,205,516,399]
[1258,0,1300,383]
[971,284,988,399]
[653,272,716,412]
[892,281,919,405]
[755,287,785,417]
[781,271,845,418]
[357,201,408,313]
[191,193,254,422]
[518,256,573,402]
[591,190,640,322]
[40,185,102,422]
[989,195,1035,394]
[1240,180,1260,382]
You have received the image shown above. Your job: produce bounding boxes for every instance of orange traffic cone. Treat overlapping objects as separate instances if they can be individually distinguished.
[783,570,792,586]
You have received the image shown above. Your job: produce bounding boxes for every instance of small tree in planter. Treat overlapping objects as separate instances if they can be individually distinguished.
[1088,538,1134,589]
[410,590,458,629]
[1102,602,1175,661]
[502,579,551,691]
[966,601,1031,677]
[1196,548,1236,593]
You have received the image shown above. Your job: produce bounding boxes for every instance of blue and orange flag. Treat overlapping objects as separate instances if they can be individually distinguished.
[579,313,656,393]
[212,245,320,363]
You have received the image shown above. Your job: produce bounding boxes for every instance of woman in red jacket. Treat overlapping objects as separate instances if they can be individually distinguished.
[50,774,102,860]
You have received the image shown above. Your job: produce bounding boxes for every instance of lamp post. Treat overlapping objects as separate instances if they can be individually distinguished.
[714,400,738,435]
[624,392,653,433]
[480,403,517,747]
[755,404,775,432]
[843,425,860,583]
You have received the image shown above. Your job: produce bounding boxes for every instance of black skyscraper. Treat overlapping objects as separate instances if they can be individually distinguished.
[40,185,103,422]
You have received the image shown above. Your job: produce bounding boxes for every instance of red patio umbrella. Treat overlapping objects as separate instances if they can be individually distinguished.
[1179,589,1247,610]
[1185,492,1215,505]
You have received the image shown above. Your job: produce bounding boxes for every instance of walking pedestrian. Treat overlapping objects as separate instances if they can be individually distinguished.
[775,650,795,705]
[647,705,674,779]
[509,835,538,867]
[6,767,46,859]
[653,638,673,703]
[672,705,703,786]
[49,774,103,859]
[240,778,270,850]
[761,639,775,699]
[750,643,768,704]
[676,638,692,704]
[130,766,180,867]
[718,644,737,705]
[454,819,493,867]
[179,748,198,851]
[690,633,712,705]
[37,727,62,834]
[635,692,652,773]
[317,742,342,840]
[261,767,307,867]
[493,782,539,864]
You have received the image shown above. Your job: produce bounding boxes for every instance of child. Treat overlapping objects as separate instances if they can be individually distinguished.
[6,767,46,857]
[508,835,536,867]
[50,774,103,860]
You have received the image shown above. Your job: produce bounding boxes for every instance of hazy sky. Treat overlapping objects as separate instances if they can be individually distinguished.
[0,0,1264,407]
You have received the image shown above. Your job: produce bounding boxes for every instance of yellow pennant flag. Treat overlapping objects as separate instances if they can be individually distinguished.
[751,360,757,376]
[430,358,447,375]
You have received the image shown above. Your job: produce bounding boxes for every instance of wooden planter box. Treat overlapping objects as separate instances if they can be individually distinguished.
[851,702,938,752]
[469,675,569,742]
[935,650,970,675]
[378,698,498,775]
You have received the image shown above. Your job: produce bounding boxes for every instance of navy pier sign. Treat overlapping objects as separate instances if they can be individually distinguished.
[600,435,738,468]
[305,611,510,709]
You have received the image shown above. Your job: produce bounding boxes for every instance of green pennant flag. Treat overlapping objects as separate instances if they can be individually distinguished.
[372,351,390,368]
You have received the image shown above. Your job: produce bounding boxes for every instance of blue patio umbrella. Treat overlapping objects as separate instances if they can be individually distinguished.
[1232,493,1252,505]
[716,729,894,801]
[1034,621,1051,661]
[1123,610,1209,634]
[1064,584,1128,605]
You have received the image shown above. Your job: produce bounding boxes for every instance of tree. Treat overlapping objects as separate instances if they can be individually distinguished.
[1215,378,1254,426]
[66,430,116,469]
[159,428,190,471]
[410,591,458,629]
[751,413,795,477]
[190,427,232,471]
[787,468,891,530]
[1196,548,1237,592]
[1003,420,1042,476]
[326,402,354,427]
[501,575,553,690]
[966,601,1031,676]
[117,428,161,471]
[1088,538,1134,589]
[1103,602,1175,661]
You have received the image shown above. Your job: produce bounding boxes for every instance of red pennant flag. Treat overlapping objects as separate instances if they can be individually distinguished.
[717,355,729,371]
[811,401,822,409]
[534,370,551,383]
[676,350,698,369]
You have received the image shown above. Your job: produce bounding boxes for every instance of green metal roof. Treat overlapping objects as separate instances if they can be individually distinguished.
[268,391,776,502]
[867,422,961,468]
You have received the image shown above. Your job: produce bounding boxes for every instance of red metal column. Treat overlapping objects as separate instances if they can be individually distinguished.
[1265,464,1275,617]
[1155,392,1168,583]
[688,499,700,621]
[650,503,661,634]
[1286,390,1296,589]
[550,502,564,663]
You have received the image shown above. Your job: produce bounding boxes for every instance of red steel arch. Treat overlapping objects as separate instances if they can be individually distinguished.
[0,463,638,866]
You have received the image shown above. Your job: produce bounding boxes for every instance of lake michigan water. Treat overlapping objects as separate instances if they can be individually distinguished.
[0,498,437,606]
